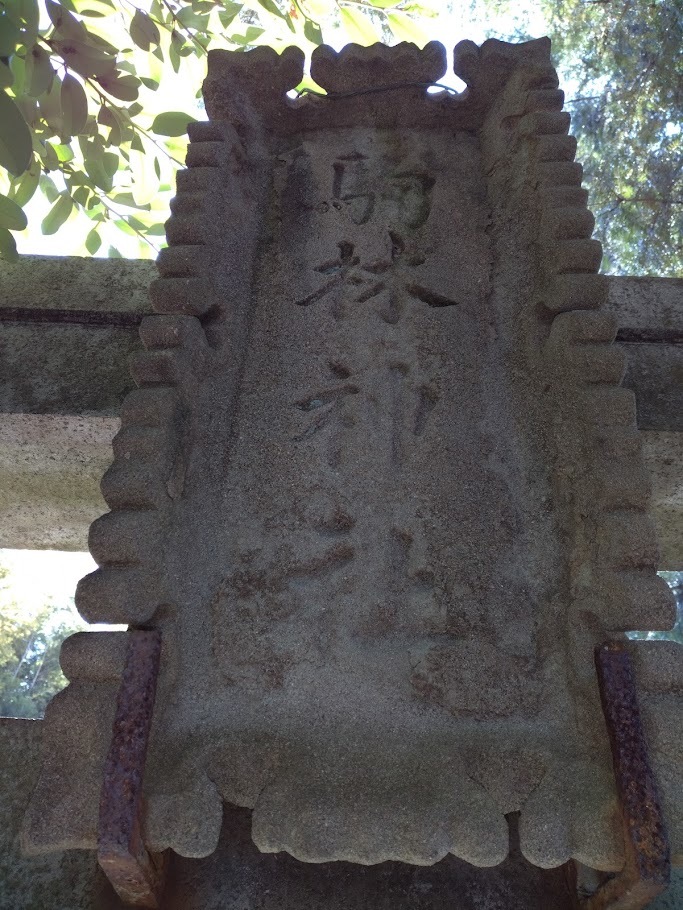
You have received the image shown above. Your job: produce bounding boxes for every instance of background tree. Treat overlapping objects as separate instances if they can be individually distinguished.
[0,0,438,261]
[0,564,84,718]
[0,0,680,274]
[520,0,682,276]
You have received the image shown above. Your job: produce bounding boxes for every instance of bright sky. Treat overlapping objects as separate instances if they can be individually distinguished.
[0,548,94,610]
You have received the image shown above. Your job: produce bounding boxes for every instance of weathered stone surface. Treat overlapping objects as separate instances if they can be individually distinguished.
[651,870,683,909]
[0,718,121,909]
[607,277,683,337]
[22,632,129,855]
[622,344,683,433]
[0,323,138,416]
[162,804,577,909]
[608,277,683,432]
[0,255,153,550]
[24,39,682,875]
[0,254,156,313]
[643,432,683,572]
[0,717,584,907]
[0,414,117,550]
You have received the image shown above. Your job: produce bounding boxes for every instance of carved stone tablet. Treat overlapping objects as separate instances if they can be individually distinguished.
[24,38,679,873]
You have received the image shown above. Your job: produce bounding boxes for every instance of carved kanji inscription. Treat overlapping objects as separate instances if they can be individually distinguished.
[30,40,671,875]
[210,130,554,723]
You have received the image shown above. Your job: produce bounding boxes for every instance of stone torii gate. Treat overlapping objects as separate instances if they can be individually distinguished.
[0,36,682,909]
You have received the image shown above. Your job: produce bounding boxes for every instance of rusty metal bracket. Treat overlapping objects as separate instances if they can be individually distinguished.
[98,629,166,908]
[579,640,670,910]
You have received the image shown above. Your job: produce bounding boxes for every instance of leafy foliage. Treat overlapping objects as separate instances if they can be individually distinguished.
[465,0,682,276]
[0,0,437,260]
[0,0,679,274]
[541,0,683,275]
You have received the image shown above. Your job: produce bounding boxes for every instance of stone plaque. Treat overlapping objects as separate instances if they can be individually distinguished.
[24,38,680,875]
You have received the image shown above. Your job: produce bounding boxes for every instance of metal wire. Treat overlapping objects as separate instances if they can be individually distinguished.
[296,81,460,99]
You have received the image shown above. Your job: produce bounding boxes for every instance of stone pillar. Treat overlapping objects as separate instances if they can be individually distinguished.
[22,38,682,887]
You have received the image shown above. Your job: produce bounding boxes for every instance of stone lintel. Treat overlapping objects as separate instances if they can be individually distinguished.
[0,255,156,314]
[1,261,680,560]
[607,277,683,339]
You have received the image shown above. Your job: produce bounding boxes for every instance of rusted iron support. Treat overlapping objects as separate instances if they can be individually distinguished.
[579,641,670,910]
[98,629,166,908]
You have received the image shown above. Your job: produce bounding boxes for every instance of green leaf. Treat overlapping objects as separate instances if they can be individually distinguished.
[101,149,118,175]
[72,184,89,205]
[130,8,160,51]
[107,244,122,258]
[338,7,378,45]
[0,90,32,176]
[127,214,148,231]
[26,44,55,97]
[385,11,429,45]
[83,143,113,191]
[38,78,63,136]
[114,217,136,236]
[169,29,183,73]
[9,50,26,95]
[85,225,101,253]
[45,0,86,38]
[111,191,150,210]
[256,0,293,29]
[176,7,208,29]
[9,158,40,206]
[39,173,60,202]
[61,73,88,137]
[16,95,38,126]
[230,25,265,46]
[151,110,197,136]
[99,73,139,101]
[0,61,13,90]
[54,142,74,161]
[218,6,240,28]
[97,102,122,145]
[18,0,40,37]
[303,17,322,45]
[42,140,59,170]
[0,192,27,230]
[53,38,117,79]
[84,30,118,56]
[256,0,283,17]
[72,0,115,16]
[0,227,18,262]
[41,192,73,234]
[297,0,333,17]
[0,11,22,57]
